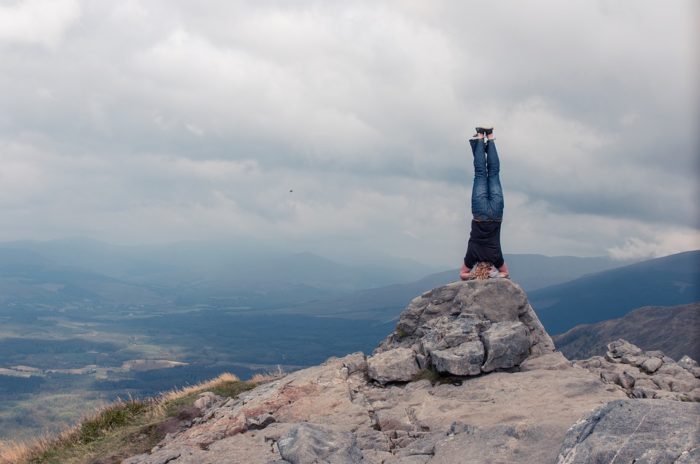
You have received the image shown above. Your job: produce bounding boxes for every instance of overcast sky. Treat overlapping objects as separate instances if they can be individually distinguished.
[0,0,698,267]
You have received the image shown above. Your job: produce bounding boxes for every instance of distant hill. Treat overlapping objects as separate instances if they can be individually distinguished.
[553,302,700,361]
[274,254,624,320]
[502,254,623,291]
[0,239,625,314]
[0,239,429,293]
[0,240,438,313]
[531,251,700,335]
[0,248,167,308]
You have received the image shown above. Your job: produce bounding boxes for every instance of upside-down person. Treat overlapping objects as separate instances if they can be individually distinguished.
[460,126,509,280]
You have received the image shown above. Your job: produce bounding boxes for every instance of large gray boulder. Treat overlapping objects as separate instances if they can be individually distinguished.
[367,279,554,382]
[481,321,531,372]
[556,399,700,463]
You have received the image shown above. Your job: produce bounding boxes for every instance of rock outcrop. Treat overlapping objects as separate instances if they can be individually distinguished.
[575,339,700,401]
[369,280,554,383]
[123,280,700,464]
[123,351,626,464]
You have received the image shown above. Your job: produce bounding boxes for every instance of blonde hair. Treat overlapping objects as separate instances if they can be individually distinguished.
[472,262,495,280]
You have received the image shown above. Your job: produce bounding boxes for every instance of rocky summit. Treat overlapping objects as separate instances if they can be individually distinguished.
[123,280,700,464]
[369,279,554,382]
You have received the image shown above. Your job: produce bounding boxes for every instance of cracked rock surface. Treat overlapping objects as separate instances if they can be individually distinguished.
[556,399,700,464]
[122,351,626,464]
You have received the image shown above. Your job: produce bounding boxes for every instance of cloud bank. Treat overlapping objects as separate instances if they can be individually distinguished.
[0,0,697,266]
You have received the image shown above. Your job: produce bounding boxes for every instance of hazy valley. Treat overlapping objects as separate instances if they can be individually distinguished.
[0,240,698,442]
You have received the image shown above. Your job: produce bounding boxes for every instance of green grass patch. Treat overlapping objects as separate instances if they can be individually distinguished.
[75,400,149,444]
[209,380,256,399]
[162,380,255,418]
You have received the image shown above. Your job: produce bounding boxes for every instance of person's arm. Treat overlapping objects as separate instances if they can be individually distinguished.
[460,263,472,280]
[498,262,509,278]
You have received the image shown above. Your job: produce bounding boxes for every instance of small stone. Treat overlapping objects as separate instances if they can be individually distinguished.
[395,432,442,457]
[640,357,663,374]
[621,354,647,366]
[600,371,618,384]
[415,353,429,370]
[341,352,367,375]
[616,371,636,389]
[634,378,659,390]
[449,421,475,435]
[355,429,391,452]
[519,352,571,371]
[277,423,363,464]
[194,391,220,410]
[245,413,275,430]
[374,409,414,432]
[367,347,420,384]
[606,339,643,359]
[678,355,699,371]
[430,341,484,376]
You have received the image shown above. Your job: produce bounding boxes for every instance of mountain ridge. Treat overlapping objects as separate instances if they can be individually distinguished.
[531,250,700,334]
[553,302,700,361]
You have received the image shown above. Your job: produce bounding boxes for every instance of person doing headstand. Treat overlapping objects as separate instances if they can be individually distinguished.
[460,126,509,280]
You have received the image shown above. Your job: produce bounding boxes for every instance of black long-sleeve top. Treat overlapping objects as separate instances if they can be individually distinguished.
[464,220,504,269]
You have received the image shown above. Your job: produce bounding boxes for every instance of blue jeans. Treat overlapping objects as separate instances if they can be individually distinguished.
[469,138,503,221]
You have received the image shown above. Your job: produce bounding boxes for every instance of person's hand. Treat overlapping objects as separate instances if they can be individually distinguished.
[498,272,509,279]
[460,264,472,280]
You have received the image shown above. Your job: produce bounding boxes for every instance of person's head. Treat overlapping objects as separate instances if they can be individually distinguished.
[472,262,496,280]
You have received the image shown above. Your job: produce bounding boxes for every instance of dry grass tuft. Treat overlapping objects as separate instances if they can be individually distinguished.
[1,427,77,464]
[0,439,35,464]
[0,371,263,464]
[250,365,286,383]
[158,372,240,404]
[1,398,151,464]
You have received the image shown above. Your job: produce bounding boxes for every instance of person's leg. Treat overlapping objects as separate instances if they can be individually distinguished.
[470,137,489,220]
[485,136,504,220]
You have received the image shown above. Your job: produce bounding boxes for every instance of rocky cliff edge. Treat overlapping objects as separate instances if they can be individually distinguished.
[124,279,700,464]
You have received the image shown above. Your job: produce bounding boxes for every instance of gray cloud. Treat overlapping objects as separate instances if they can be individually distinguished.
[0,0,697,266]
